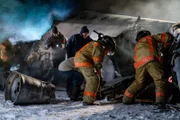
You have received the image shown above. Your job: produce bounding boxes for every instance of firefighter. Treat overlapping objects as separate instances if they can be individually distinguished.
[122,29,175,108]
[45,26,67,67]
[0,39,14,71]
[74,35,116,106]
[66,26,92,58]
[167,22,180,104]
[45,26,66,50]
[58,57,84,101]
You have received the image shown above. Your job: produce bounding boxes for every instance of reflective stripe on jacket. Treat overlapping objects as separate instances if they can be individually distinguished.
[134,33,173,68]
[74,41,104,69]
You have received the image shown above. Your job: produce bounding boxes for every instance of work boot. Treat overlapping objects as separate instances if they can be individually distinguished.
[157,103,166,109]
[82,102,94,106]
[66,86,72,97]
[70,86,81,101]
[66,82,73,97]
[122,95,135,105]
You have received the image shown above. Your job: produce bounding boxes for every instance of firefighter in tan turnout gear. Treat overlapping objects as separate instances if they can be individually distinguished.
[74,35,116,106]
[0,39,14,71]
[122,29,175,108]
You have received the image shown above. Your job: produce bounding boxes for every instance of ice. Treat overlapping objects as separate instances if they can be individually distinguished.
[5,100,14,107]
[2,114,16,120]
[0,91,180,120]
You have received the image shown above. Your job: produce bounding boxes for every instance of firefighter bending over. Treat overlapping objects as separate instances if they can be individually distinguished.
[58,57,84,101]
[122,25,180,108]
[74,35,116,106]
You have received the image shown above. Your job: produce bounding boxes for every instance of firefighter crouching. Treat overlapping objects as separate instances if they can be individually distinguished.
[122,28,177,108]
[58,57,84,101]
[74,35,116,106]
[0,39,14,71]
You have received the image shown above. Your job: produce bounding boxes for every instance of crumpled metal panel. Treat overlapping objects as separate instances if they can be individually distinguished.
[4,71,56,105]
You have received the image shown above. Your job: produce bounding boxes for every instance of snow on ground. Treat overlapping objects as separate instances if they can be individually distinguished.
[0,90,180,120]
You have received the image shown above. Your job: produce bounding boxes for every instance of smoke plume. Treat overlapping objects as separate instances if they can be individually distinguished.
[84,0,180,22]
[0,0,79,43]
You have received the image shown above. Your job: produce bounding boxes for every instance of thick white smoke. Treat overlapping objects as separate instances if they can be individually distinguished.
[110,0,180,22]
[84,0,180,22]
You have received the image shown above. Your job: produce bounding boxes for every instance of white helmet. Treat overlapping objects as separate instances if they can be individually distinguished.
[169,22,180,42]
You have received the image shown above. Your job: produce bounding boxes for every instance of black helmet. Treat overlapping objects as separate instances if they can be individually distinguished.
[52,26,58,34]
[136,30,151,42]
[99,35,116,55]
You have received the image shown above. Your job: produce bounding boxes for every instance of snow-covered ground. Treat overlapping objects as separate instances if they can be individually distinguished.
[0,90,180,120]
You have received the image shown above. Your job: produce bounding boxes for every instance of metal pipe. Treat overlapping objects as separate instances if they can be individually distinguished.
[4,71,56,105]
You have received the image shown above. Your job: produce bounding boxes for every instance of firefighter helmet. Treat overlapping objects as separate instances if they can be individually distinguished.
[136,30,151,42]
[99,35,116,55]
[169,23,180,42]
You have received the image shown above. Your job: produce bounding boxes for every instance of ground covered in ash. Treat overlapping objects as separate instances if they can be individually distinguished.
[0,91,180,120]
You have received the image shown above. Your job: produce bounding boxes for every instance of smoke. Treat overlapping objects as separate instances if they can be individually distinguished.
[110,0,180,21]
[0,0,79,43]
[84,0,180,22]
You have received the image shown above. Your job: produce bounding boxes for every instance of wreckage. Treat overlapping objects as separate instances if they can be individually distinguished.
[2,11,180,105]
[5,71,56,105]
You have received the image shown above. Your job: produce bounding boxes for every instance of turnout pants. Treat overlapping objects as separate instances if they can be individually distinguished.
[79,67,100,103]
[123,61,166,104]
